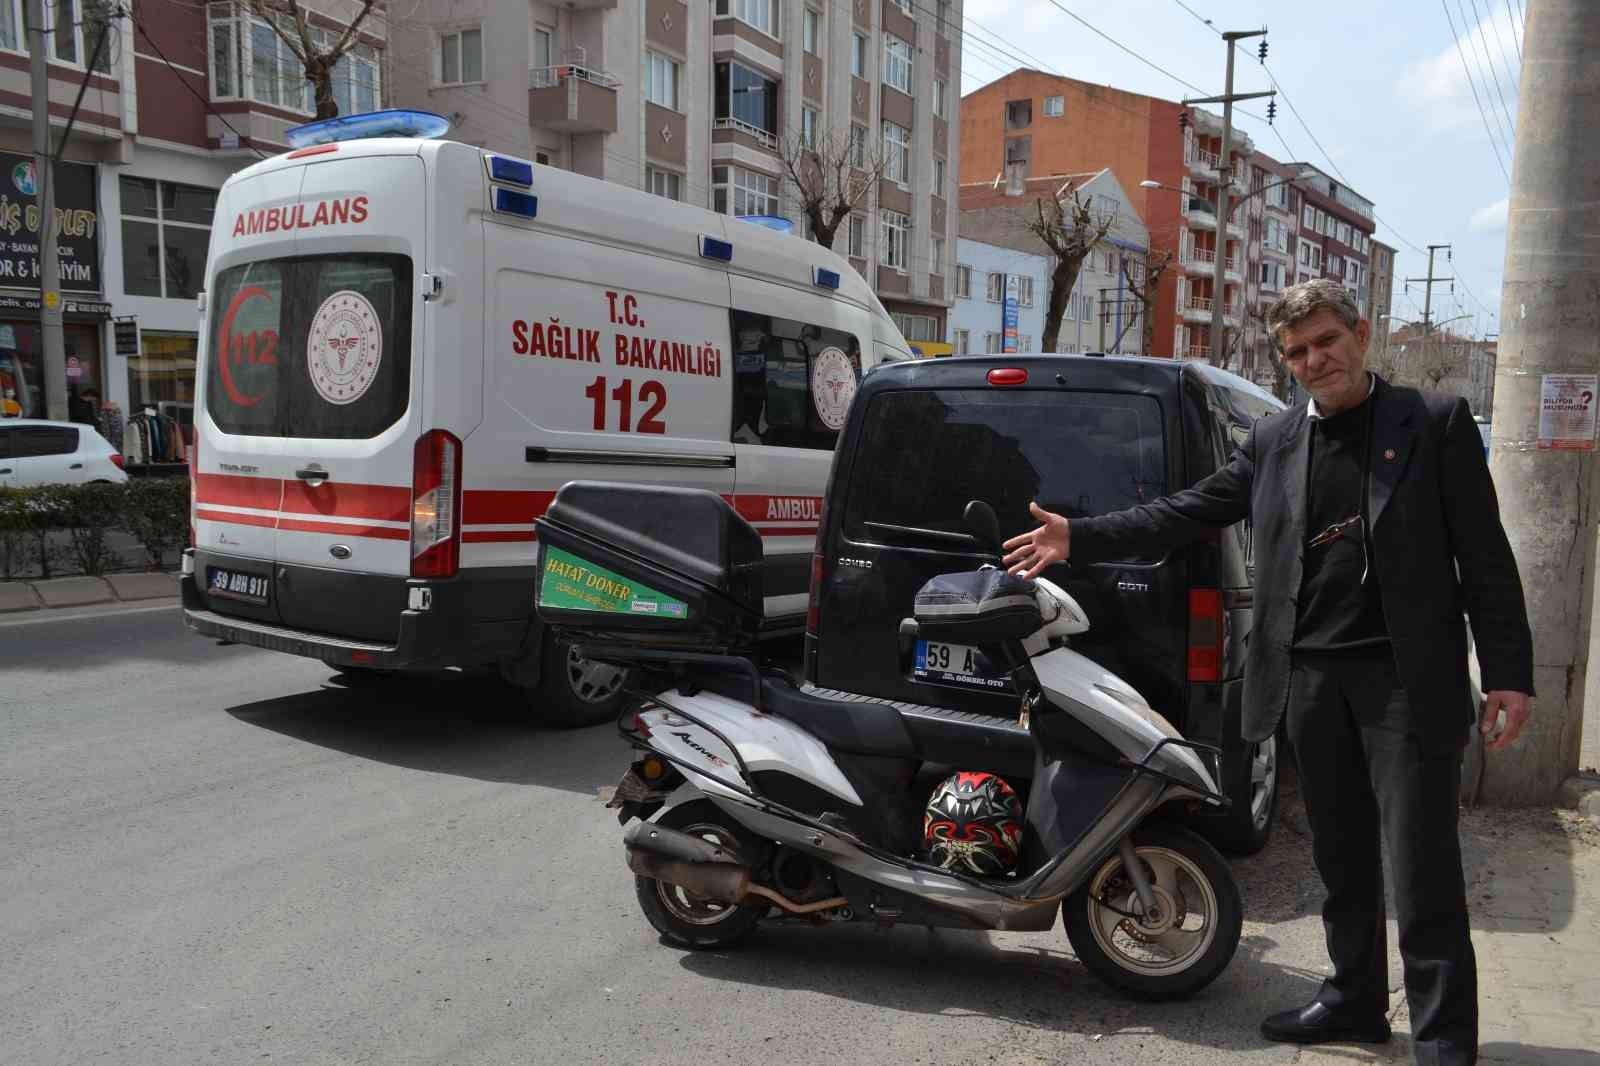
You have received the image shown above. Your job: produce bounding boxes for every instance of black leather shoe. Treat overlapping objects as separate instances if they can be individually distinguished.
[1260,1001,1392,1045]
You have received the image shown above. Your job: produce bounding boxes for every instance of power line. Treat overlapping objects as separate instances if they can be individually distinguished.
[1042,0,1207,97]
[1504,0,1524,62]
[1440,0,1512,182]
[130,11,264,158]
[1474,0,1521,96]
[1459,0,1517,156]
[1169,0,1220,36]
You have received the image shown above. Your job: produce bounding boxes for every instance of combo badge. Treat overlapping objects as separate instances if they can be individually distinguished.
[307,289,383,405]
[810,346,857,431]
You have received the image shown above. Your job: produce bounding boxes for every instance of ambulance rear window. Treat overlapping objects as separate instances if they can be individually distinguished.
[206,253,413,439]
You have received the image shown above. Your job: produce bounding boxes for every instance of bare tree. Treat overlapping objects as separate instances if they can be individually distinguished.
[1027,186,1117,354]
[1119,251,1172,355]
[778,129,887,251]
[238,0,384,119]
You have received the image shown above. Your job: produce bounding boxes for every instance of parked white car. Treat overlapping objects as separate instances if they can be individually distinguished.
[0,419,128,487]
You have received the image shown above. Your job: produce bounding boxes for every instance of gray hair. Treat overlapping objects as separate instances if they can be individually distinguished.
[1265,279,1361,350]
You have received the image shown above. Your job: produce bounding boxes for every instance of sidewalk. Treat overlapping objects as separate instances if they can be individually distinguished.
[0,572,179,613]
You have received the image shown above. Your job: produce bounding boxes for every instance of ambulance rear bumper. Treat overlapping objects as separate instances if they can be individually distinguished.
[180,560,530,670]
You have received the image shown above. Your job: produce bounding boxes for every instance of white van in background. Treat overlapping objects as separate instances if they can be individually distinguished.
[181,110,912,726]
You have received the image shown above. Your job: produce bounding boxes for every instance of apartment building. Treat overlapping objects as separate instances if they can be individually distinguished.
[1369,238,1397,331]
[1,0,383,429]
[953,169,1149,355]
[388,0,961,339]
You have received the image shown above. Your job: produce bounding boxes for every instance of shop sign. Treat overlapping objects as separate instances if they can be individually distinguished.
[0,151,102,294]
[0,292,112,315]
[114,318,140,356]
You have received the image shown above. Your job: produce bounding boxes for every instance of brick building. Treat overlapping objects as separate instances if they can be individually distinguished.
[387,0,962,340]
[1,0,383,432]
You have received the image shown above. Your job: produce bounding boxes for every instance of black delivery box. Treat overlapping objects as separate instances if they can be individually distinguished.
[534,481,764,654]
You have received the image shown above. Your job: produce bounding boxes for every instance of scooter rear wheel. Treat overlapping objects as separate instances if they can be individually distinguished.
[634,801,767,950]
[1061,823,1242,1001]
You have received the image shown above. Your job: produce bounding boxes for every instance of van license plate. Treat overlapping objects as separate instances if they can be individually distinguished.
[207,567,272,606]
[913,640,1006,689]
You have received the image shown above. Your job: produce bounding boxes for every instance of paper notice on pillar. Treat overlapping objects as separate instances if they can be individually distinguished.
[1537,373,1599,451]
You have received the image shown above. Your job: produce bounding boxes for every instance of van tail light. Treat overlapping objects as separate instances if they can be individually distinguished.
[110,453,125,470]
[1187,588,1224,683]
[805,552,825,638]
[410,430,463,579]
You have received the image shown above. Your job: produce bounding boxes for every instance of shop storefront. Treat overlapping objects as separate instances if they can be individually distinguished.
[1,151,107,420]
[126,330,197,442]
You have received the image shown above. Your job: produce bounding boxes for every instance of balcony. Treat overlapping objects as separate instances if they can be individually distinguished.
[1186,145,1220,177]
[529,64,620,133]
[1183,297,1242,324]
[1185,345,1212,362]
[712,116,778,151]
[1182,246,1217,274]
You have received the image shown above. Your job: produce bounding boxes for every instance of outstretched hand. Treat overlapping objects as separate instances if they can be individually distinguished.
[1002,502,1070,579]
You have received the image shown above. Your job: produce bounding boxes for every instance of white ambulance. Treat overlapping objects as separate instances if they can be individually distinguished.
[181,110,912,725]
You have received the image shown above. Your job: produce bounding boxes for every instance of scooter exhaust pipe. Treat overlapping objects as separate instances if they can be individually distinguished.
[624,820,847,915]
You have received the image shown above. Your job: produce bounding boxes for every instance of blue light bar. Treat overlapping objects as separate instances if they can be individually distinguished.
[488,155,533,187]
[737,215,794,234]
[700,236,734,262]
[494,188,539,218]
[814,267,841,290]
[283,109,452,148]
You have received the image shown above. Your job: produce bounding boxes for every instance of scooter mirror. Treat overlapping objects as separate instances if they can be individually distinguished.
[963,500,1003,554]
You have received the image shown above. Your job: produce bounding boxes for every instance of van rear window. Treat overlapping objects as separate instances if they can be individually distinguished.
[206,254,412,439]
[843,389,1167,557]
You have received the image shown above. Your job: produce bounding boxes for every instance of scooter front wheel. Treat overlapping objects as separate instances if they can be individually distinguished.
[634,800,767,950]
[1061,824,1242,1001]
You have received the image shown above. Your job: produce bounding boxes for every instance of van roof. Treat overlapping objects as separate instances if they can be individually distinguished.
[220,136,896,330]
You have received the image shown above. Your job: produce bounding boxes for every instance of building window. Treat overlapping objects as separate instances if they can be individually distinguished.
[882,34,912,94]
[850,123,867,168]
[645,51,681,110]
[715,62,779,136]
[127,331,199,427]
[801,106,819,149]
[1303,204,1315,229]
[932,78,946,118]
[882,120,910,185]
[803,7,819,54]
[984,332,1002,354]
[718,0,779,37]
[119,176,217,301]
[894,313,938,342]
[931,238,945,275]
[533,25,555,68]
[891,0,914,13]
[880,209,909,271]
[955,264,971,298]
[213,2,381,112]
[1017,276,1034,307]
[646,166,682,201]
[714,165,779,217]
[953,328,969,355]
[851,32,866,77]
[4,0,111,70]
[933,157,946,191]
[1018,335,1032,351]
[1043,94,1064,117]
[437,25,484,86]
[848,214,865,258]
[986,272,1004,302]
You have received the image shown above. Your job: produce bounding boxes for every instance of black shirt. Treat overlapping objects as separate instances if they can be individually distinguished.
[1293,391,1388,651]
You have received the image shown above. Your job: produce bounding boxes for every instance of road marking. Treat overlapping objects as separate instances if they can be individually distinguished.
[0,601,180,629]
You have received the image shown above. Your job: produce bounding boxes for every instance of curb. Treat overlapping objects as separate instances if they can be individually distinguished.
[0,573,180,614]
[1559,773,1600,830]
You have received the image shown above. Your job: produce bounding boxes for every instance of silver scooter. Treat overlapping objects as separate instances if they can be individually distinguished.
[537,484,1243,1001]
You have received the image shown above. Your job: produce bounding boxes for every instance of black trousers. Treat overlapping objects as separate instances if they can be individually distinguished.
[1286,648,1477,1066]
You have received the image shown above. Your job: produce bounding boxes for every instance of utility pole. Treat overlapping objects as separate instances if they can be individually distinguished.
[1098,288,1110,352]
[1404,243,1453,337]
[1185,29,1273,370]
[27,0,67,421]
[1488,0,1600,804]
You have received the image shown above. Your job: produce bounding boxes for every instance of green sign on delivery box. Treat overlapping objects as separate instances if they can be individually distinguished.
[539,547,688,618]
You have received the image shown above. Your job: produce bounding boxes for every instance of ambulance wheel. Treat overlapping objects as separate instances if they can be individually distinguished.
[533,638,636,728]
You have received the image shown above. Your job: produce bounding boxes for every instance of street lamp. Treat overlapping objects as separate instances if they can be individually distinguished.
[1142,170,1313,365]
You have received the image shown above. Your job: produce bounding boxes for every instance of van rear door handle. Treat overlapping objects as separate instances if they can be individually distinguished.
[69,462,84,469]
[295,467,329,485]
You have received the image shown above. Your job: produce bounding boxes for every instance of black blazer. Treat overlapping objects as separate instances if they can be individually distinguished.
[1071,376,1534,745]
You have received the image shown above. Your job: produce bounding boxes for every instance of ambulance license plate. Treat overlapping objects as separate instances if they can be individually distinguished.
[913,640,1006,689]
[207,566,272,606]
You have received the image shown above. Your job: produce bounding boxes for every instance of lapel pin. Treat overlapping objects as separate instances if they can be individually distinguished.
[1384,448,1396,460]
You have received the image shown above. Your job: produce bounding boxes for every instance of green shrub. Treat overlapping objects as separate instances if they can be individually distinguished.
[53,482,128,576]
[119,478,190,571]
[0,477,190,579]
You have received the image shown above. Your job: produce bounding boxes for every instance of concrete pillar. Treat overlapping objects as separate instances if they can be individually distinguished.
[1484,0,1600,803]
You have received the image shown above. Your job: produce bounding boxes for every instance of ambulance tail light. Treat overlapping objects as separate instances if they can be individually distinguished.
[188,435,198,547]
[411,430,462,579]
[1187,588,1224,683]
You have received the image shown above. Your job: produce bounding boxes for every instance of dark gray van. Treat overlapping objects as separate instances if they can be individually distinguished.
[805,354,1284,853]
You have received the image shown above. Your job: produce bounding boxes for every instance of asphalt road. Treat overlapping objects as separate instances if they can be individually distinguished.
[1,604,1345,1066]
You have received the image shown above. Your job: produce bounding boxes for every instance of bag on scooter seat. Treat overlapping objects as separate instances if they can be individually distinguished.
[913,569,1042,644]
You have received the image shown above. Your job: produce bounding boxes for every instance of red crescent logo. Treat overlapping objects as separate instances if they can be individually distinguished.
[216,285,272,408]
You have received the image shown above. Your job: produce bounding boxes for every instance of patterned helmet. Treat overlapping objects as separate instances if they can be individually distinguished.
[924,771,1024,876]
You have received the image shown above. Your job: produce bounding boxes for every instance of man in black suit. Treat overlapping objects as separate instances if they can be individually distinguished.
[1003,280,1532,1066]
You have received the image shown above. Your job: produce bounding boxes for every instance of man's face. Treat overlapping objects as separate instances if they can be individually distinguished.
[1277,308,1372,414]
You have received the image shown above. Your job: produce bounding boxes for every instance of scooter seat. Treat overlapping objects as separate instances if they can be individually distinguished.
[804,685,1035,779]
[760,678,917,758]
